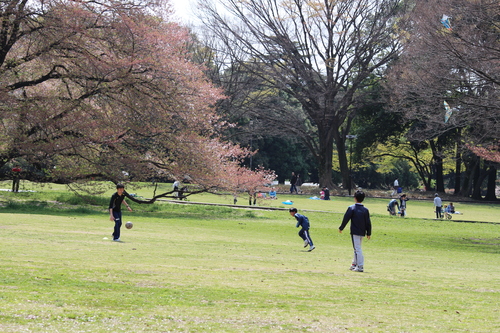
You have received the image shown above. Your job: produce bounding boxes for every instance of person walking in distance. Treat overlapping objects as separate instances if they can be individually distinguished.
[392,178,399,196]
[11,165,21,193]
[290,172,298,194]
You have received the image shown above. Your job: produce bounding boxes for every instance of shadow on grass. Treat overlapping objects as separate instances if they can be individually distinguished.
[0,200,100,216]
[0,199,260,220]
[453,237,500,254]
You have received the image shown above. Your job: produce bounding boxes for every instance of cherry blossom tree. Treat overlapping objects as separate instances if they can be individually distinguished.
[0,0,274,198]
[467,144,500,164]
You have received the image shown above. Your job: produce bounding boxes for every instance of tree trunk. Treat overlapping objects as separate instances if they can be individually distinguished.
[425,174,432,192]
[430,138,445,192]
[484,165,497,201]
[332,126,351,194]
[435,158,444,192]
[412,164,431,191]
[471,159,483,199]
[408,154,431,191]
[461,156,475,198]
[337,139,350,194]
[453,129,462,195]
[318,151,334,189]
[317,126,335,189]
[412,160,430,191]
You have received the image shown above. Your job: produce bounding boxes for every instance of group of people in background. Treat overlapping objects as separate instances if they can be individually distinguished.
[434,193,459,219]
[109,177,459,251]
[388,177,407,216]
[386,190,459,219]
[291,171,332,200]
[387,193,409,217]
[319,186,330,200]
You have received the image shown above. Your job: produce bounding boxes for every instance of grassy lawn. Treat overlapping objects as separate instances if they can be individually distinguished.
[0,180,497,222]
[0,182,499,332]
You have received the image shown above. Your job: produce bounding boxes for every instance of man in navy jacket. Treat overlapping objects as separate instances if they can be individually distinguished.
[339,190,372,272]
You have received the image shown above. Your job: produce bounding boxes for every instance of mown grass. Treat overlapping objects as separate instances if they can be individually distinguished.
[0,182,499,332]
[1,180,497,223]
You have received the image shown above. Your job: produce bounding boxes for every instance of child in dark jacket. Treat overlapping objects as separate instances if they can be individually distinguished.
[339,190,372,272]
[109,183,133,241]
[289,208,315,252]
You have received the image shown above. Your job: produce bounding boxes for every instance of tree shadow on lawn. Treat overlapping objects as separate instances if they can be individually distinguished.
[450,237,500,254]
[0,200,260,220]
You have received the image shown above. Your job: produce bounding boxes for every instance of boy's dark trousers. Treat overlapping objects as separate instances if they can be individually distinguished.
[299,228,313,246]
[112,211,122,240]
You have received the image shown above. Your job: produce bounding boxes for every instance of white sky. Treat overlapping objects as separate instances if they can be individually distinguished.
[169,0,198,23]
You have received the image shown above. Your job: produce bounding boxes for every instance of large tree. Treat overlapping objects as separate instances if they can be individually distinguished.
[0,0,274,198]
[198,0,407,190]
[386,0,499,198]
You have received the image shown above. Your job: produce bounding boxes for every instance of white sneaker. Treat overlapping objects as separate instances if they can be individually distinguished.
[304,239,309,248]
[308,245,315,252]
[113,238,121,242]
[349,264,356,271]
[353,266,363,272]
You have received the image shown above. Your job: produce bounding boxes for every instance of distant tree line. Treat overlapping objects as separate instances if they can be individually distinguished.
[194,0,498,199]
[1,0,497,200]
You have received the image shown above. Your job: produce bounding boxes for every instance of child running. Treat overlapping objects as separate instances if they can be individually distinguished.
[339,190,372,272]
[289,207,315,252]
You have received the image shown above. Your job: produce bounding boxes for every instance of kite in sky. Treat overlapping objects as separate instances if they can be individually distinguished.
[444,100,453,123]
[441,14,452,30]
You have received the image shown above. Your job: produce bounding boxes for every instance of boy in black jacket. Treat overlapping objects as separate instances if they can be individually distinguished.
[109,183,133,242]
[339,190,372,272]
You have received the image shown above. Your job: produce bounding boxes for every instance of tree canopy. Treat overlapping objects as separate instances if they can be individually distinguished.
[385,0,499,198]
[387,0,499,146]
[0,0,274,198]
[198,0,409,190]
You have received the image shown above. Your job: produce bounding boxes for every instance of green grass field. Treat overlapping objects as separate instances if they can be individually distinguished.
[1,180,497,223]
[0,182,499,332]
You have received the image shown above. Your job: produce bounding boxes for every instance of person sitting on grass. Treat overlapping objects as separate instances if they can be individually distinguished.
[322,187,330,200]
[448,202,455,213]
[443,204,451,219]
